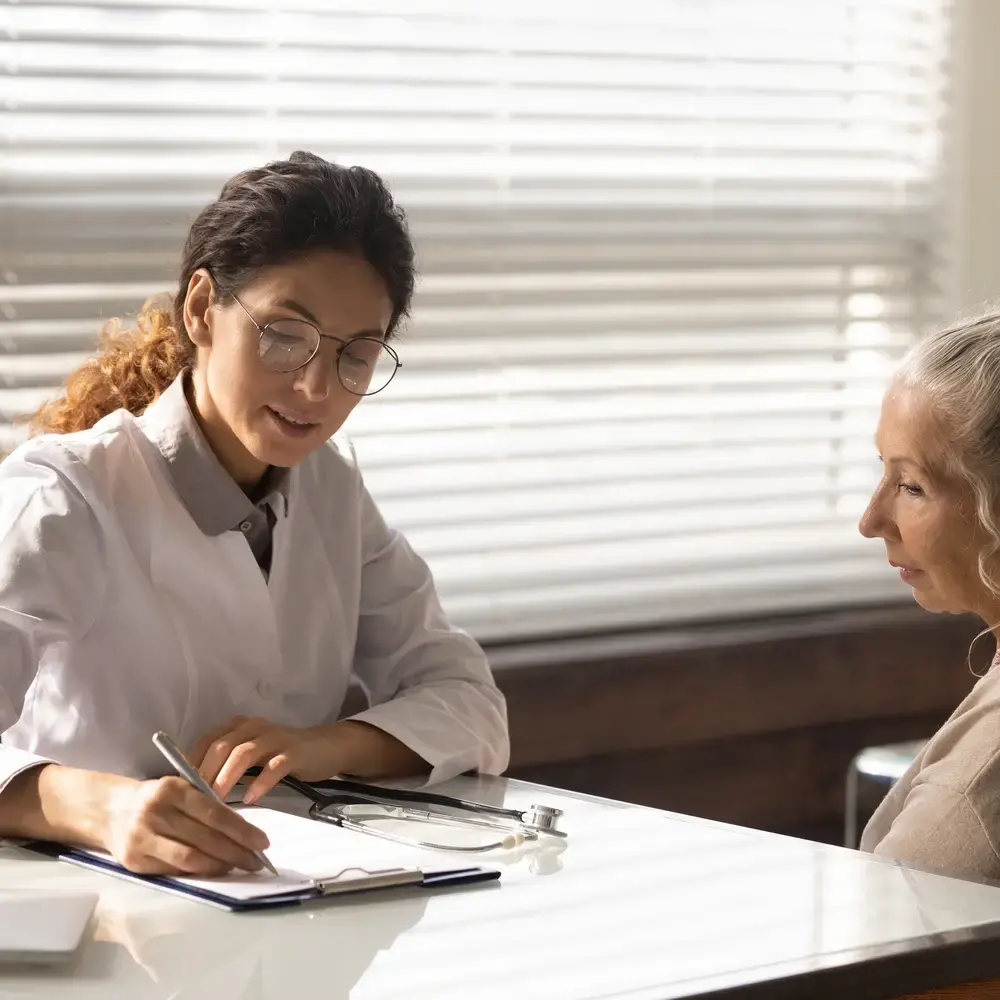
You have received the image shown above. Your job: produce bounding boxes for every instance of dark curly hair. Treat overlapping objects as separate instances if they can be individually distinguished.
[29,151,415,435]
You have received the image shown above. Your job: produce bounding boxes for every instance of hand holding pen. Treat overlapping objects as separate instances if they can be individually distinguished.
[69,753,276,878]
[152,731,279,876]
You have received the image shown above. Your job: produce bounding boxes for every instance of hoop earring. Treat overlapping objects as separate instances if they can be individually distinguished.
[966,624,999,678]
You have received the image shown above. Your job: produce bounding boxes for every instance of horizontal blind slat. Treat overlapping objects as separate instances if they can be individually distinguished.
[0,0,952,638]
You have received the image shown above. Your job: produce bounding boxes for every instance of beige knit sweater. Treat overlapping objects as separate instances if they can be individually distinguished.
[861,654,1000,880]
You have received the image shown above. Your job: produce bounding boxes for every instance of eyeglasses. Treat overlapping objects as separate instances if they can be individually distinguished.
[229,292,401,397]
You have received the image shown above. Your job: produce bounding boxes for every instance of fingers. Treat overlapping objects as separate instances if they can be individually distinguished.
[191,715,249,771]
[198,717,266,791]
[157,806,265,874]
[242,753,293,806]
[192,717,333,804]
[214,735,287,801]
[118,833,232,877]
[174,781,271,856]
[111,777,271,877]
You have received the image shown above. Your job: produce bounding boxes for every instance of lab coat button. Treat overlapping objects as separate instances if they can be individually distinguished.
[239,520,252,533]
[257,679,274,698]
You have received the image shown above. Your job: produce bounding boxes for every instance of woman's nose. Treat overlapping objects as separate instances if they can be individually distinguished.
[292,351,333,402]
[859,486,893,540]
[858,502,878,538]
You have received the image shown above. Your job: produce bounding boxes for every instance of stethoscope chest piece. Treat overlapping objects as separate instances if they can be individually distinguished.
[525,803,564,836]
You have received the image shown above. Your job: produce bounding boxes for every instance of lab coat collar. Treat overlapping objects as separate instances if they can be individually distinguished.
[138,373,290,537]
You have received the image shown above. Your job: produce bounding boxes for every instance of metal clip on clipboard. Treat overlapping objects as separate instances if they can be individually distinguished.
[306,866,423,895]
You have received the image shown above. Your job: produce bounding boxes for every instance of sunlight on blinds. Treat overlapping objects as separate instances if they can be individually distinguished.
[0,0,952,639]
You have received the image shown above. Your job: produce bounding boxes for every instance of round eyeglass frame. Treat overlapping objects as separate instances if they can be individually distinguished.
[228,290,401,397]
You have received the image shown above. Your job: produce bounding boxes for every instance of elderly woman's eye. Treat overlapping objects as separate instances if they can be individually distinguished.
[899,481,923,497]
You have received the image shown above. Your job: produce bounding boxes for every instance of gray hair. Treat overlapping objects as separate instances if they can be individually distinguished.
[896,311,1000,603]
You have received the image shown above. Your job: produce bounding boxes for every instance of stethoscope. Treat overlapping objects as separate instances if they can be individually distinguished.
[273,773,568,854]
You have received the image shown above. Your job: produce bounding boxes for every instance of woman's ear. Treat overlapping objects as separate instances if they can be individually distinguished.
[183,269,216,349]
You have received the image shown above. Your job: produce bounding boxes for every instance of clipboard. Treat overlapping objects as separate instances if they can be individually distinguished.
[27,843,498,912]
[26,807,501,912]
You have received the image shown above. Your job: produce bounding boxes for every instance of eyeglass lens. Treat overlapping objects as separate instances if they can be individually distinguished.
[258,319,398,395]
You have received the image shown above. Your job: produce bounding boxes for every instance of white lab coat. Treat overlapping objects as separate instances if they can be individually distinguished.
[0,400,509,794]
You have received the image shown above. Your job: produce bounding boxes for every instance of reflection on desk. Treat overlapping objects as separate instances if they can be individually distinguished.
[4,776,1000,999]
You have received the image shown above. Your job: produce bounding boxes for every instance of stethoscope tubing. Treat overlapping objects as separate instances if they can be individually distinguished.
[274,772,550,852]
[304,775,531,824]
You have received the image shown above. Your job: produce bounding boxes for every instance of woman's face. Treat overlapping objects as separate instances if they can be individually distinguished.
[184,249,393,487]
[859,382,1000,620]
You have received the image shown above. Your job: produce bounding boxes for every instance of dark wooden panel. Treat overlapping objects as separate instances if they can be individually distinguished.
[509,713,944,835]
[493,605,982,769]
[488,604,985,838]
[898,983,1000,1000]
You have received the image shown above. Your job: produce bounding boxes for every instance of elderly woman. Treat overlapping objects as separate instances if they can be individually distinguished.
[859,313,1000,878]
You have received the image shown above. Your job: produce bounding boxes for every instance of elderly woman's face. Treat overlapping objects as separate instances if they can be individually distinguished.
[859,382,998,618]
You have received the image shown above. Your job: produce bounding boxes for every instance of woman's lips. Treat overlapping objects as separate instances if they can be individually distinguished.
[890,561,923,585]
[266,406,319,439]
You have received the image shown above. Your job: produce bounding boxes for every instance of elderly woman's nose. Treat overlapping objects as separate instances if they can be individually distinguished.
[859,487,888,539]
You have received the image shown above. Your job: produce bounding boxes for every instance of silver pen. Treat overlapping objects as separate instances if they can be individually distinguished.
[151,730,279,877]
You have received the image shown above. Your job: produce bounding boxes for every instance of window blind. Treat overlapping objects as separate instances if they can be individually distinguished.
[0,0,952,641]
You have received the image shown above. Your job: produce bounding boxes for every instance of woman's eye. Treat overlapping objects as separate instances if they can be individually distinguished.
[899,481,923,497]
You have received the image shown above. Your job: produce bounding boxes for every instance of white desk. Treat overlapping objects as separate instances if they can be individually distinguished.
[4,776,1000,1000]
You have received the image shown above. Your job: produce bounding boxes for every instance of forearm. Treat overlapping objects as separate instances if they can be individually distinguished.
[0,763,116,848]
[348,676,509,779]
[327,720,429,779]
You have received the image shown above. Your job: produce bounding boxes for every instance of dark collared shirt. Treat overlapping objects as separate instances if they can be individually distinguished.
[142,375,290,576]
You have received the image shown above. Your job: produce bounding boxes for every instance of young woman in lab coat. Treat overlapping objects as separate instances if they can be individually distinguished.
[0,151,509,876]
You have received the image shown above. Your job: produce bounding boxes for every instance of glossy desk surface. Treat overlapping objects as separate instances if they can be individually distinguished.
[4,776,1000,1000]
